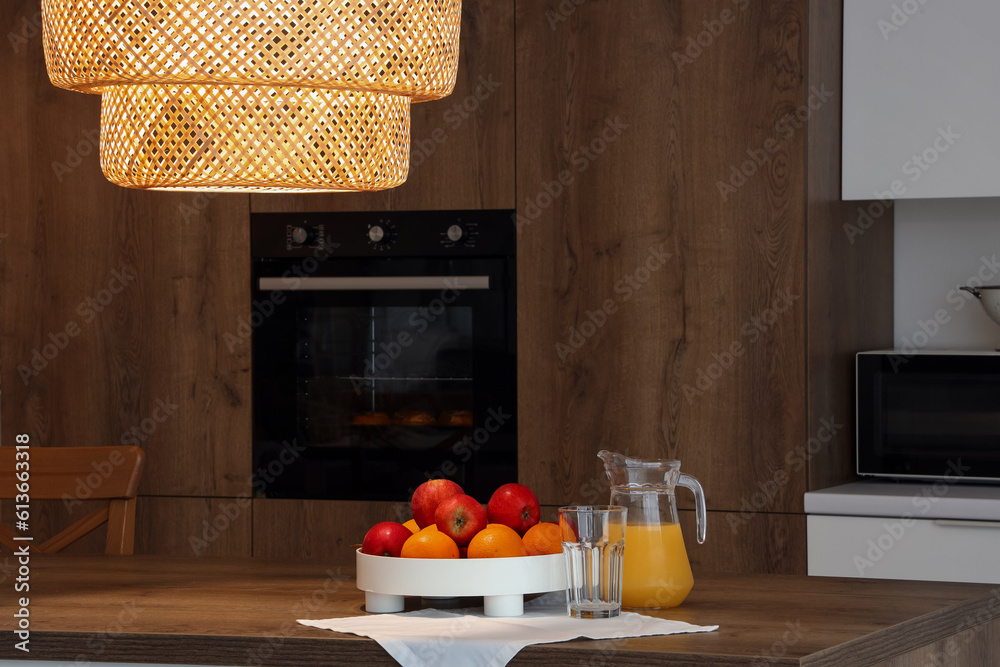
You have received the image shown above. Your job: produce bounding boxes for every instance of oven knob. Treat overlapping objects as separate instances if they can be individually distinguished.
[446,224,466,243]
[367,222,396,248]
[291,226,316,245]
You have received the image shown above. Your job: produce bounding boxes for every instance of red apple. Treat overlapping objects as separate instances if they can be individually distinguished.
[434,494,488,547]
[361,521,414,557]
[411,479,465,528]
[487,483,541,535]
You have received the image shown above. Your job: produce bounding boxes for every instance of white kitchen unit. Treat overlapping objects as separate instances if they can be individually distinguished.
[842,0,1000,200]
[806,481,1000,584]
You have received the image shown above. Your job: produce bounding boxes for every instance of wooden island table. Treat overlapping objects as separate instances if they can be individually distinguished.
[1,555,998,666]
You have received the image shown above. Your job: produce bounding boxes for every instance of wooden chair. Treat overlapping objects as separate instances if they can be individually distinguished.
[0,446,145,554]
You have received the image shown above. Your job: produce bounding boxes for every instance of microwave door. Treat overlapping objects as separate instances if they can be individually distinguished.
[858,353,1000,482]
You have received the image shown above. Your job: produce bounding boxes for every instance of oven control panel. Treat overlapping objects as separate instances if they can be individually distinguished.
[252,210,514,258]
[285,224,327,252]
[440,222,481,249]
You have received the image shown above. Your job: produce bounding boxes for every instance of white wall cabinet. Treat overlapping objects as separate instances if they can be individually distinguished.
[842,0,1000,200]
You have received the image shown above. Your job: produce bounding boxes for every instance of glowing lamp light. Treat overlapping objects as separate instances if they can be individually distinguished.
[41,1,462,192]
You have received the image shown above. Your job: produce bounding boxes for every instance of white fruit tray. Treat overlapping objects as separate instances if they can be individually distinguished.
[356,549,566,617]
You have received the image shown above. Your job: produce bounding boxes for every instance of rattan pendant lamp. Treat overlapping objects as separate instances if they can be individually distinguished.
[41,1,462,192]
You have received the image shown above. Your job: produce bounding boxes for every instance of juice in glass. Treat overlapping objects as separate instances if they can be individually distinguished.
[621,522,694,608]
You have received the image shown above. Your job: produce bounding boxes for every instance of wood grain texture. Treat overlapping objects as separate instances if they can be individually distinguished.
[0,496,252,557]
[804,0,894,494]
[0,445,145,554]
[872,618,999,667]
[0,0,251,498]
[252,498,410,562]
[0,446,143,499]
[516,1,807,516]
[0,499,108,555]
[104,497,137,555]
[679,510,806,576]
[134,496,252,557]
[249,0,515,214]
[1,555,998,666]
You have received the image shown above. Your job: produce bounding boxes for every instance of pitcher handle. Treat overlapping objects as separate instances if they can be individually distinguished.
[678,473,707,544]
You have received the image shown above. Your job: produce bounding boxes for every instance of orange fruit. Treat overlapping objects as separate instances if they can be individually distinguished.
[401,529,459,559]
[418,524,438,532]
[467,523,528,558]
[522,522,562,556]
[402,519,420,534]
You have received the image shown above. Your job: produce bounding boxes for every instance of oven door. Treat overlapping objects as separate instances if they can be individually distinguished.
[252,257,516,501]
[856,353,1000,482]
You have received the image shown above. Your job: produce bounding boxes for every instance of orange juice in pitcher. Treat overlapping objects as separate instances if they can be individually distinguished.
[621,523,694,608]
[598,451,706,609]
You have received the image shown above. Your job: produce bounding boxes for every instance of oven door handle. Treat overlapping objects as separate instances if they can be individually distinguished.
[258,275,491,291]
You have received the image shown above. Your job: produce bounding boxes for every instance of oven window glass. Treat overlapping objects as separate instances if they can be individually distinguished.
[300,306,474,442]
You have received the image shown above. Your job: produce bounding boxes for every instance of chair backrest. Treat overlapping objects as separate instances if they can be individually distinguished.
[0,446,145,554]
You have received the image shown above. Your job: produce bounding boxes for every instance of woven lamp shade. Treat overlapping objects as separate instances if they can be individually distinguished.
[41,0,462,192]
[101,85,411,191]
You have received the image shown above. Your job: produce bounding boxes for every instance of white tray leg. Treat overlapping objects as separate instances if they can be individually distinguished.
[365,591,404,613]
[483,593,523,617]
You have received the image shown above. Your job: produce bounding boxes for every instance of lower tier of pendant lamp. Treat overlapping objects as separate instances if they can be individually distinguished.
[98,83,412,192]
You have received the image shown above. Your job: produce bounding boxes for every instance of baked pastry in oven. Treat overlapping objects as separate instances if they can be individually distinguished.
[393,410,436,426]
[439,409,473,426]
[352,412,390,425]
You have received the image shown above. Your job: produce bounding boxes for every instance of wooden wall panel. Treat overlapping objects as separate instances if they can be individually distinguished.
[516,1,807,515]
[135,497,252,557]
[678,510,806,576]
[872,618,999,667]
[0,499,108,554]
[0,0,250,498]
[805,0,894,493]
[0,497,252,557]
[252,499,409,564]
[250,0,515,214]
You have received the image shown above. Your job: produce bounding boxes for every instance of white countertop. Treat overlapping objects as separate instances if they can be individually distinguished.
[804,481,1000,521]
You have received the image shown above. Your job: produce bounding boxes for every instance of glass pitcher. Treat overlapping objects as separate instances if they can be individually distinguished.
[598,450,707,609]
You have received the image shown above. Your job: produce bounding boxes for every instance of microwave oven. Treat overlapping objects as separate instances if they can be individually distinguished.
[856,350,1000,483]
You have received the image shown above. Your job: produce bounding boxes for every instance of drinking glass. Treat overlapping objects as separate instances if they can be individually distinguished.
[558,505,627,619]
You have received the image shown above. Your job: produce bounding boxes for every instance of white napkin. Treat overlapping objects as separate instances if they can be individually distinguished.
[298,593,718,667]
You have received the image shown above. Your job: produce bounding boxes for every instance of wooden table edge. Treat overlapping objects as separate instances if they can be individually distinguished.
[801,587,1000,666]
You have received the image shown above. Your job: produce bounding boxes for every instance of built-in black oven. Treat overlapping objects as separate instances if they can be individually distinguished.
[251,210,516,501]
[857,350,1000,482]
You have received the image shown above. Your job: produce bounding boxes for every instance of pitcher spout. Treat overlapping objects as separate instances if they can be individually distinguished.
[598,450,628,487]
[600,450,659,467]
[597,449,627,467]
